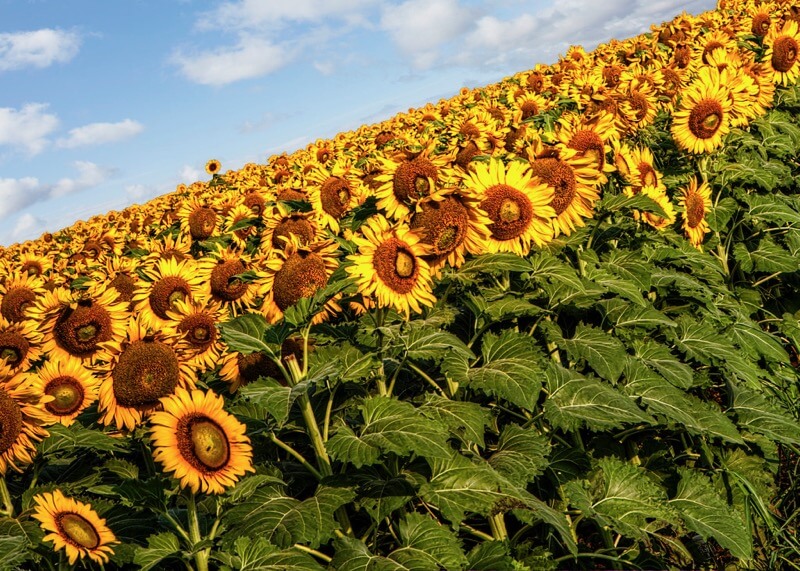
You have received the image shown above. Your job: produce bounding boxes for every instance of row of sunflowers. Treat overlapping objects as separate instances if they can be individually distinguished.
[1,0,799,567]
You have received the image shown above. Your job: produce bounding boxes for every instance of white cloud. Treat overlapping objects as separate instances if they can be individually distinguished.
[198,0,378,30]
[57,119,144,149]
[0,177,44,219]
[12,213,43,239]
[0,29,80,72]
[313,61,335,76]
[180,165,201,183]
[171,34,290,86]
[50,161,115,198]
[126,183,167,201]
[0,103,59,155]
[381,0,474,69]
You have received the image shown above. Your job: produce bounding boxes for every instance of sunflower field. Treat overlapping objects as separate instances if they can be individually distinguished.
[2,0,800,569]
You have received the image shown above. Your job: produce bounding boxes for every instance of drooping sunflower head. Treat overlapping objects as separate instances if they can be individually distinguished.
[32,490,118,566]
[0,373,50,475]
[150,387,254,494]
[678,177,713,250]
[261,202,319,253]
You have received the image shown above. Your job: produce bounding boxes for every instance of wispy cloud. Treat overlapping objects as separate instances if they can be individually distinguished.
[0,29,81,72]
[196,0,378,30]
[179,164,201,183]
[57,119,144,149]
[0,161,114,220]
[0,103,59,155]
[12,213,44,240]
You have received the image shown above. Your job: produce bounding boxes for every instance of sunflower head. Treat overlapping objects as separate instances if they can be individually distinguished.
[205,159,221,175]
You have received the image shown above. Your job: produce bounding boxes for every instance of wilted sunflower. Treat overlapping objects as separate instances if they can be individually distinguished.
[32,490,118,566]
[346,215,437,316]
[765,20,800,86]
[131,257,205,330]
[410,190,491,274]
[462,158,555,255]
[671,69,733,154]
[527,147,602,237]
[26,357,99,426]
[33,286,128,364]
[165,297,228,373]
[205,159,221,175]
[149,387,254,494]
[0,270,46,323]
[678,177,713,249]
[0,371,49,475]
[96,316,196,431]
[260,237,339,324]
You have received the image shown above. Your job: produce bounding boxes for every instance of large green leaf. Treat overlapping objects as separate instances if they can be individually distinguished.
[402,326,474,363]
[454,253,533,277]
[562,324,626,382]
[38,423,128,455]
[330,537,408,571]
[219,313,281,358]
[632,340,696,389]
[732,383,800,445]
[389,513,469,571]
[418,394,491,448]
[133,532,182,571]
[326,424,381,467]
[669,468,752,560]
[214,536,325,571]
[488,424,551,483]
[239,379,294,425]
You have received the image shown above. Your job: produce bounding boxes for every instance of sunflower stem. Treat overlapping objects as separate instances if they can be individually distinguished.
[0,478,13,517]
[407,361,447,397]
[163,511,192,544]
[293,544,333,564]
[186,492,210,571]
[269,432,323,480]
[488,513,508,541]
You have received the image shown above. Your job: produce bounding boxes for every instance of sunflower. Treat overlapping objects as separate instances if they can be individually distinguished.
[131,257,205,330]
[746,6,772,38]
[205,159,221,175]
[305,158,365,233]
[32,490,118,565]
[0,371,49,475]
[261,202,319,253]
[671,70,733,154]
[555,111,618,183]
[96,316,197,431]
[218,337,305,392]
[764,20,800,86]
[0,270,46,323]
[0,316,43,373]
[633,186,677,231]
[678,177,713,249]
[197,248,263,314]
[462,158,555,255]
[91,256,138,310]
[16,252,51,279]
[527,147,602,237]
[223,204,261,250]
[26,357,99,426]
[617,144,666,196]
[410,190,491,274]
[372,148,452,221]
[260,237,340,324]
[178,197,219,241]
[346,215,437,316]
[33,286,129,364]
[165,297,228,373]
[149,387,254,494]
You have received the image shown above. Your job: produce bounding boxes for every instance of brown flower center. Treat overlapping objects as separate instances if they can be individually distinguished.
[44,376,85,416]
[410,196,469,257]
[243,192,265,216]
[112,339,180,407]
[272,252,329,311]
[0,389,22,454]
[520,100,539,120]
[372,237,419,294]
[688,99,724,140]
[271,216,316,249]
[54,300,113,358]
[568,130,605,170]
[210,260,249,302]
[627,92,650,122]
[188,208,217,240]
[178,314,217,348]
[702,40,725,64]
[530,158,576,215]
[459,122,481,139]
[21,261,43,276]
[319,177,351,219]
[177,415,230,472]
[685,192,706,229]
[455,141,480,169]
[57,513,100,550]
[752,13,770,37]
[109,273,136,304]
[481,184,534,240]
[0,331,28,368]
[393,158,438,204]
[773,35,799,73]
[1,286,36,322]
[149,276,191,320]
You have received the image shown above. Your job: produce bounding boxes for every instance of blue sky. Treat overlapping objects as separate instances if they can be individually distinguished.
[0,0,717,245]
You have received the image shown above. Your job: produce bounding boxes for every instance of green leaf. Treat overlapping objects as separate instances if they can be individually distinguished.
[134,532,182,571]
[669,468,752,560]
[706,197,738,232]
[113,477,169,510]
[544,364,653,431]
[219,313,281,358]
[227,216,260,232]
[565,456,678,540]
[727,319,790,364]
[670,316,739,366]
[326,424,381,467]
[239,379,294,425]
[529,252,585,292]
[454,253,532,277]
[745,193,800,227]
[466,541,516,571]
[632,340,695,389]
[599,299,677,330]
[215,536,325,571]
[389,513,469,570]
[224,486,355,548]
[732,383,800,445]
[418,394,491,448]
[352,472,415,523]
[103,458,139,480]
[562,324,626,382]
[402,327,473,363]
[463,331,543,410]
[622,360,743,444]
[330,537,406,571]
[734,237,800,274]
[312,343,378,384]
[0,536,30,569]
[38,423,128,455]
[483,295,543,322]
[488,424,551,483]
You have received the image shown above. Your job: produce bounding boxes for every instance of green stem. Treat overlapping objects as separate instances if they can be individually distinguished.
[323,386,337,442]
[407,361,448,397]
[461,523,494,542]
[163,511,192,544]
[599,526,622,571]
[386,356,406,396]
[488,513,508,541]
[186,492,209,571]
[0,478,13,516]
[269,433,323,480]
[293,544,333,564]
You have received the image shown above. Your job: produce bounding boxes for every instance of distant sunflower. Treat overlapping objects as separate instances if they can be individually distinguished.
[306,159,364,233]
[0,372,49,475]
[32,490,118,566]
[671,71,732,154]
[260,237,339,324]
[96,316,196,431]
[346,215,436,316]
[410,190,491,274]
[33,287,128,364]
[197,249,262,314]
[528,147,602,237]
[205,159,221,175]
[150,387,254,494]
[764,20,800,86]
[165,297,228,373]
[0,271,46,323]
[131,257,204,330]
[462,159,555,255]
[27,358,99,426]
[678,178,713,249]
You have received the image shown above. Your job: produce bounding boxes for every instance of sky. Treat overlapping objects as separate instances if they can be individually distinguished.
[1,0,718,246]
